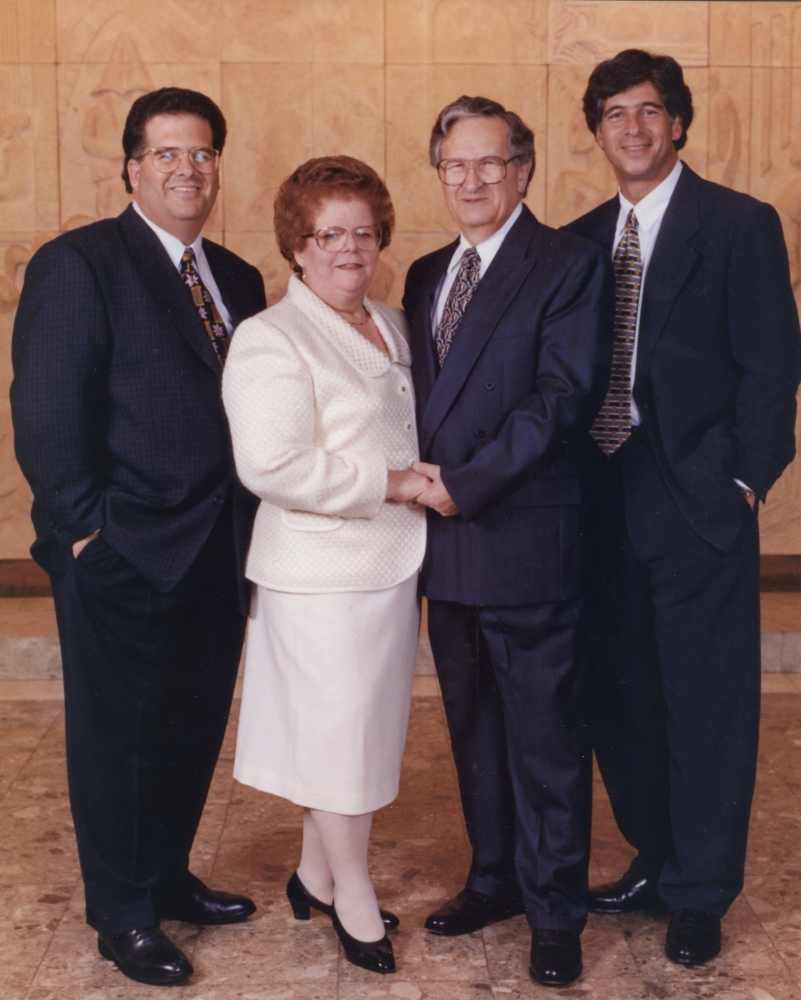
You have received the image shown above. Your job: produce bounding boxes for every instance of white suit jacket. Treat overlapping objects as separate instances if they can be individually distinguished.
[223,274,426,593]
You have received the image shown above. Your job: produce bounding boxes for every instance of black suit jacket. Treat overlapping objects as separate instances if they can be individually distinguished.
[566,163,801,552]
[11,204,266,597]
[403,205,614,605]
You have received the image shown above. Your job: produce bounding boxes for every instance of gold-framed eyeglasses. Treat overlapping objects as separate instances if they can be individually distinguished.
[303,226,382,252]
[437,155,520,186]
[138,146,220,174]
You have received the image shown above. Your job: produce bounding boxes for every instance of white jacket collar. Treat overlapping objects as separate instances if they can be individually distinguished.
[286,275,410,376]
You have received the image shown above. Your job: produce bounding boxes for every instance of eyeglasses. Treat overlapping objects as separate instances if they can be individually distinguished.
[138,146,220,174]
[437,156,521,186]
[303,226,382,252]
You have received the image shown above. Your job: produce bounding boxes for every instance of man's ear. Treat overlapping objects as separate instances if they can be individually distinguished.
[671,116,684,144]
[127,158,140,194]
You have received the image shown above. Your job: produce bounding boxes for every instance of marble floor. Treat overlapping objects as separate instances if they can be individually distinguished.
[0,682,799,1000]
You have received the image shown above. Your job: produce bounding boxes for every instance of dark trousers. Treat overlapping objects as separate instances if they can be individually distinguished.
[48,509,246,934]
[587,428,761,915]
[427,598,591,931]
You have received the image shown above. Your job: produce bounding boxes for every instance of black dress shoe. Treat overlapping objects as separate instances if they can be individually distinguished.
[530,929,582,987]
[424,887,525,936]
[98,927,193,986]
[331,905,395,974]
[286,871,399,929]
[159,884,256,925]
[588,866,664,914]
[665,909,721,966]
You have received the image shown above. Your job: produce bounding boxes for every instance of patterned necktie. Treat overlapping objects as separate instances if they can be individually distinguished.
[590,210,643,455]
[180,247,229,368]
[435,247,481,367]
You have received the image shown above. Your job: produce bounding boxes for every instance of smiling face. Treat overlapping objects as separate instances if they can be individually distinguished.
[594,81,683,202]
[438,116,531,245]
[293,197,379,309]
[127,113,219,244]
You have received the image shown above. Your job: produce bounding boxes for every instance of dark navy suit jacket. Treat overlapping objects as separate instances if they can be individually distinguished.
[566,163,801,552]
[11,204,266,599]
[403,205,614,606]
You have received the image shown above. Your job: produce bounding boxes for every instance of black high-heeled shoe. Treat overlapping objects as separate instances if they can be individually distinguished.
[331,905,395,975]
[286,871,399,929]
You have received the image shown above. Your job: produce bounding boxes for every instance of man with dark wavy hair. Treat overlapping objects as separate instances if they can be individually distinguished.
[566,50,801,965]
[11,88,266,985]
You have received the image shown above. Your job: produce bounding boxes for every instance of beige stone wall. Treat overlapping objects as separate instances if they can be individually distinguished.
[1,0,800,554]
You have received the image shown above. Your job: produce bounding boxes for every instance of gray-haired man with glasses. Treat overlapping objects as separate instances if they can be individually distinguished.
[11,88,266,986]
[403,95,614,987]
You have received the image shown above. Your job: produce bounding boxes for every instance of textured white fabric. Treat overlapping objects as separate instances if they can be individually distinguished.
[234,575,420,813]
[223,275,427,592]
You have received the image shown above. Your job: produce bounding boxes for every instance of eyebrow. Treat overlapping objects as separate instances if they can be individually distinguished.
[604,100,665,116]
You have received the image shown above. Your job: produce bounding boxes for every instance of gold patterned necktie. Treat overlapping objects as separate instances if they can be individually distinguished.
[435,247,481,367]
[590,210,643,455]
[180,247,229,368]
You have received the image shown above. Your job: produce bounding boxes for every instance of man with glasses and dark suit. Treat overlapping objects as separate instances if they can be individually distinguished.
[11,88,266,986]
[404,95,613,987]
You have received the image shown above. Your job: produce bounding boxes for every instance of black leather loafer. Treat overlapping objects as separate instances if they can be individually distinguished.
[588,866,664,914]
[286,871,399,929]
[665,909,721,966]
[530,929,582,987]
[424,887,525,936]
[331,906,395,974]
[98,927,193,986]
[159,884,256,925]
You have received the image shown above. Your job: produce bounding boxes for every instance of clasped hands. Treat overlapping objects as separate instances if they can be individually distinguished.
[386,463,459,517]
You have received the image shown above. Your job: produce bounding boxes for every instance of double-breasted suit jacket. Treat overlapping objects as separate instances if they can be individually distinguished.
[11,203,266,603]
[403,205,614,605]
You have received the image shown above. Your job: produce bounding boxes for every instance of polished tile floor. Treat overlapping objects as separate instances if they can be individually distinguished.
[0,685,799,1000]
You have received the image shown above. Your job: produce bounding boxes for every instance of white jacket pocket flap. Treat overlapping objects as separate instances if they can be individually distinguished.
[280,509,346,532]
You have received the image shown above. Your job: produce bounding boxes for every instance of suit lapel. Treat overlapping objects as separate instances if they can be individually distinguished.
[419,207,538,456]
[409,241,455,421]
[203,240,245,329]
[118,205,222,377]
[588,198,619,256]
[636,164,701,379]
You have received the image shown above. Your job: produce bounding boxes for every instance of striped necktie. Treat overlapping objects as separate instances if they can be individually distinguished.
[180,247,230,368]
[590,210,643,455]
[435,247,481,367]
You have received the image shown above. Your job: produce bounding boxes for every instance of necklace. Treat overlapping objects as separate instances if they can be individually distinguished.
[337,307,370,327]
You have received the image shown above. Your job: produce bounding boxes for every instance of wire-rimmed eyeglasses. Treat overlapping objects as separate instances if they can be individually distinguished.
[437,156,521,186]
[137,146,220,174]
[302,226,382,252]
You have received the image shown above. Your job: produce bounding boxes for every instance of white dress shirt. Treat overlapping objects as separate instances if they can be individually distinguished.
[132,199,233,333]
[613,158,683,425]
[432,201,524,331]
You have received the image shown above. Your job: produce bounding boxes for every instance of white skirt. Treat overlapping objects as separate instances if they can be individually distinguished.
[234,574,420,814]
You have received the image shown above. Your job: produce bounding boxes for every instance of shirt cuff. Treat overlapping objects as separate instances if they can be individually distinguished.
[734,479,754,493]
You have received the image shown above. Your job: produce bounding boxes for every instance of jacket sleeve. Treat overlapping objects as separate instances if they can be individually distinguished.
[440,244,615,520]
[222,316,387,519]
[728,202,801,499]
[10,240,109,547]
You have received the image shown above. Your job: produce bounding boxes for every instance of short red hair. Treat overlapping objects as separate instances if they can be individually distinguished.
[274,156,395,275]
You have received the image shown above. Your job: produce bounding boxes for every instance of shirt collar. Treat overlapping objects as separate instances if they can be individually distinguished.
[132,199,205,270]
[618,159,683,233]
[447,201,524,274]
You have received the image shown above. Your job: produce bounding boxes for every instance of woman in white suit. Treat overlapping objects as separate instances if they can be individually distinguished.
[222,156,428,975]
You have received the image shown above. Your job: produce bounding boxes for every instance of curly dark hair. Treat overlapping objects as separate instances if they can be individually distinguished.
[121,87,227,194]
[274,156,395,275]
[582,49,694,150]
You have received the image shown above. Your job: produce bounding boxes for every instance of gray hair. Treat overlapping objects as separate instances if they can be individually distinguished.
[429,95,535,194]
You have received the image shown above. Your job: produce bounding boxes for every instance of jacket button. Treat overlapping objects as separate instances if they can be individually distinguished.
[213,497,224,505]
[483,380,496,390]
[473,428,485,439]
